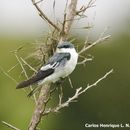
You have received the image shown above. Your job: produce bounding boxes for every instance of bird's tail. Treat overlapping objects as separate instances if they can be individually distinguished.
[16,76,39,89]
[16,69,54,89]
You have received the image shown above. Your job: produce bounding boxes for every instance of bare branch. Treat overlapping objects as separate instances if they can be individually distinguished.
[77,57,93,65]
[43,69,113,115]
[78,35,111,55]
[31,0,60,31]
[35,0,43,5]
[76,0,96,15]
[78,69,113,94]
[68,76,74,88]
[20,57,37,73]
[0,66,18,84]
[60,0,78,41]
[7,64,18,73]
[2,121,20,130]
[28,84,51,130]
[58,85,63,105]
[15,54,37,104]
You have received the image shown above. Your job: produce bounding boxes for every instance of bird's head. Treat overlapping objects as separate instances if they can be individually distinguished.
[56,42,75,53]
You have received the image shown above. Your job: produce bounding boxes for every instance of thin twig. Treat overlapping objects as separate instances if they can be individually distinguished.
[7,57,29,73]
[76,0,96,15]
[31,0,60,31]
[60,0,78,41]
[43,69,113,115]
[35,0,43,4]
[79,69,113,94]
[77,58,93,65]
[59,85,63,105]
[20,57,37,73]
[7,63,18,73]
[15,54,37,104]
[0,66,18,84]
[68,76,74,88]
[78,35,111,55]
[2,121,20,130]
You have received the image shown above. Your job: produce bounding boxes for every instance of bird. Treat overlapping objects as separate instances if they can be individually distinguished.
[16,41,78,95]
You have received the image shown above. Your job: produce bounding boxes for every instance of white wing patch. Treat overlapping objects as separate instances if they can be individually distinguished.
[40,62,59,71]
[51,62,60,69]
[41,64,51,71]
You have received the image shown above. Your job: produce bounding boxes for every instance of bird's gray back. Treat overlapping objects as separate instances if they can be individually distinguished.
[48,52,70,65]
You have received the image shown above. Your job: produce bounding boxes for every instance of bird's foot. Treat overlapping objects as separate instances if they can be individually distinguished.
[55,77,66,86]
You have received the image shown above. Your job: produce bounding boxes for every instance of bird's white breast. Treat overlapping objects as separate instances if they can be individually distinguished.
[63,48,78,77]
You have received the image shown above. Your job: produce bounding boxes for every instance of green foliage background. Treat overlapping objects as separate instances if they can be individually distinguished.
[0,30,130,130]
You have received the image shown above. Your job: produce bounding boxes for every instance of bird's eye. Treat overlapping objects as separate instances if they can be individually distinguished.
[58,45,69,48]
[57,43,73,49]
[63,45,69,48]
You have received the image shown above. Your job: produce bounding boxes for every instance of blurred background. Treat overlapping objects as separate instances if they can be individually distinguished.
[0,0,130,130]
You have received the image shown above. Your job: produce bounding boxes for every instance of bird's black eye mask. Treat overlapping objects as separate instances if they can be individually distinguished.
[57,42,74,49]
[58,45,70,48]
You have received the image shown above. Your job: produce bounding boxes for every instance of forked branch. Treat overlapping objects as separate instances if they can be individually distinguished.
[79,35,111,55]
[31,0,60,31]
[43,69,113,115]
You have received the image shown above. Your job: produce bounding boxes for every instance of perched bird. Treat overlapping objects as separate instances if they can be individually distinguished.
[16,42,78,95]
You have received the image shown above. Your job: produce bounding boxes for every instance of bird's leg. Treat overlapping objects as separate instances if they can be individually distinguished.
[55,77,66,86]
[50,78,65,95]
[50,84,57,94]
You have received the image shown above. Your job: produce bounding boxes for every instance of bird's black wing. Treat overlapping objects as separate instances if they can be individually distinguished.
[16,68,54,89]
